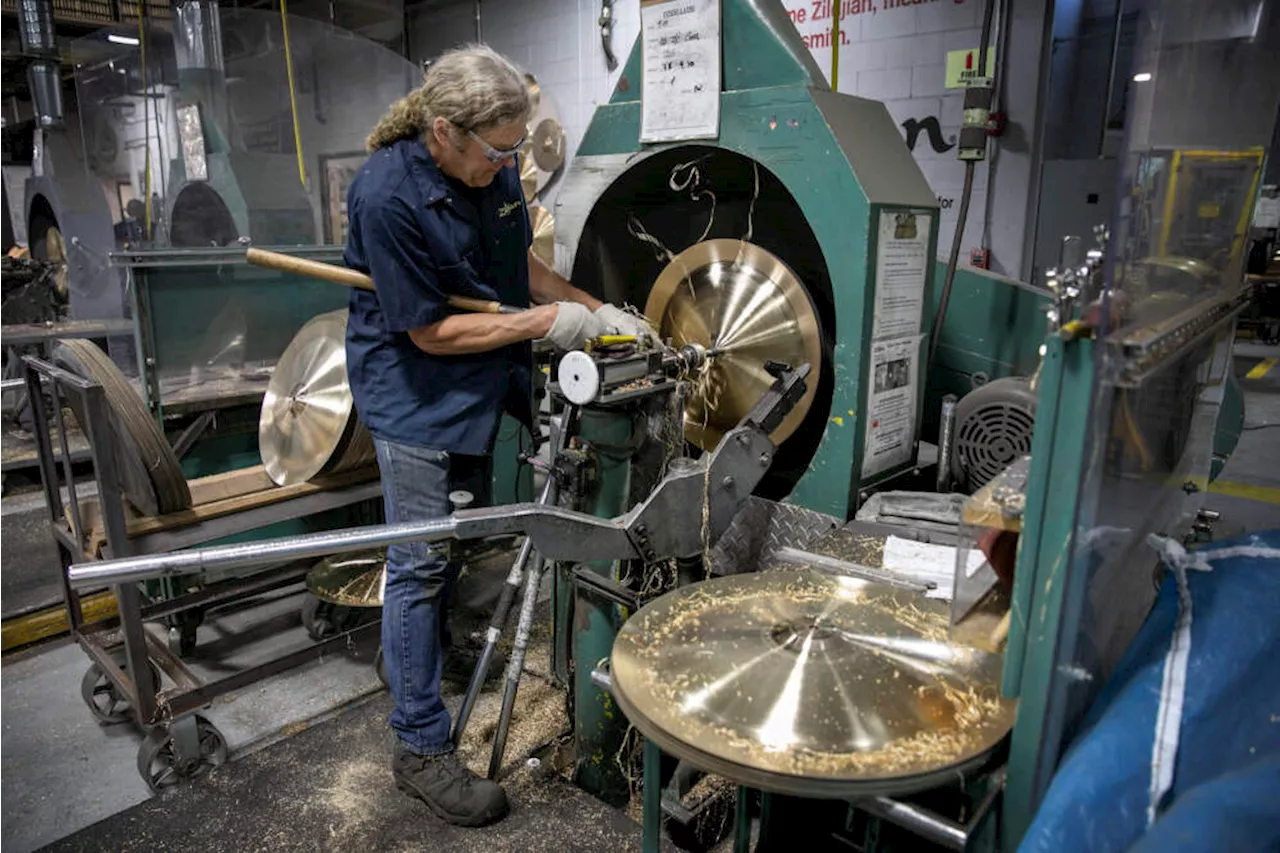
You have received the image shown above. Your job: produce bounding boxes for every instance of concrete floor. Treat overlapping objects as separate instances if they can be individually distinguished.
[2,343,1278,852]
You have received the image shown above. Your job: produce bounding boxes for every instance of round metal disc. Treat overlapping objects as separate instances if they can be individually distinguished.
[306,549,385,607]
[557,350,601,404]
[610,570,1017,798]
[531,117,565,173]
[259,310,358,486]
[530,204,554,268]
[52,338,192,517]
[644,239,822,450]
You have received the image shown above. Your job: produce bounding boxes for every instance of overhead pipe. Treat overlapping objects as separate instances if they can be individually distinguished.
[18,0,64,129]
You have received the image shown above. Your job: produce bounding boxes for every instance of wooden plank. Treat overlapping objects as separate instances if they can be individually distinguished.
[115,466,379,537]
[186,465,277,506]
[75,465,380,556]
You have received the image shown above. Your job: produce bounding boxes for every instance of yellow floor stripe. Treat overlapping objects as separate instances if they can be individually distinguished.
[1208,480,1280,505]
[1245,357,1277,380]
[1,591,118,653]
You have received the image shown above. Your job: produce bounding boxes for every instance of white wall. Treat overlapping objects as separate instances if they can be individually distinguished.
[411,0,640,205]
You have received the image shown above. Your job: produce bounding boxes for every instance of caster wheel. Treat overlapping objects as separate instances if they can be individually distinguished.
[374,646,388,687]
[167,612,201,657]
[137,714,228,794]
[80,655,162,725]
[301,593,360,641]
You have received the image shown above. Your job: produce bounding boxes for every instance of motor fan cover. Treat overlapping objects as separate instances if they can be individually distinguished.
[950,376,1037,493]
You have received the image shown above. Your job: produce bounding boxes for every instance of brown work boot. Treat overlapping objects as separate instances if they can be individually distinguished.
[393,743,509,827]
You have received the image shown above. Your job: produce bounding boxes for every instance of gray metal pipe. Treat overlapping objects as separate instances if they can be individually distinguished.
[68,517,460,588]
[858,797,968,850]
[17,0,63,128]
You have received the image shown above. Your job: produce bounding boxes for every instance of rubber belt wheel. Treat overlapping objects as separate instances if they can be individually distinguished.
[52,338,192,516]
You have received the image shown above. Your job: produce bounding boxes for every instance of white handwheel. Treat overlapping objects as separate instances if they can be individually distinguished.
[558,350,601,405]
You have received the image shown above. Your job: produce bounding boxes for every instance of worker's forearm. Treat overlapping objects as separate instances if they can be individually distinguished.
[408,305,557,355]
[529,250,603,310]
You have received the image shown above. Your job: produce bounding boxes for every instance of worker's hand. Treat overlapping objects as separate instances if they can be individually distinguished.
[595,303,658,345]
[546,302,608,350]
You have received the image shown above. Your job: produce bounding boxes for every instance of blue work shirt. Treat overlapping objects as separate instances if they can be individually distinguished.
[343,138,534,455]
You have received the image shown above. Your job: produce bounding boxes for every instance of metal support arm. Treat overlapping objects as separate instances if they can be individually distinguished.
[67,364,810,590]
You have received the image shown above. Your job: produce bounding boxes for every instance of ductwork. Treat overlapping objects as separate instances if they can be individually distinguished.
[17,0,64,128]
[172,0,231,141]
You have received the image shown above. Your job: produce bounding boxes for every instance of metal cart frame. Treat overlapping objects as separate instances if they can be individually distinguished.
[21,352,383,791]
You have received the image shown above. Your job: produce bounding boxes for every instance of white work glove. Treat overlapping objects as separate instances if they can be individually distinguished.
[546,301,608,350]
[595,303,658,344]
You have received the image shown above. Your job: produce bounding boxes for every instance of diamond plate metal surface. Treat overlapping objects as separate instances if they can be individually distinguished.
[709,497,840,575]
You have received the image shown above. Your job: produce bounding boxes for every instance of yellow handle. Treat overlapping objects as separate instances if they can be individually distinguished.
[593,335,638,346]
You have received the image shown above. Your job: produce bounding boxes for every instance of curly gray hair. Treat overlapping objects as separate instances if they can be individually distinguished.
[366,44,531,153]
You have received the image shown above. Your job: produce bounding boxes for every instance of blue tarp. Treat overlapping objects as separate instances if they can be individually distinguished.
[1019,529,1280,853]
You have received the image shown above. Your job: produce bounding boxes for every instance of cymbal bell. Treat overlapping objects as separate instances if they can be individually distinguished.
[644,239,823,451]
[610,569,1016,798]
[306,549,385,607]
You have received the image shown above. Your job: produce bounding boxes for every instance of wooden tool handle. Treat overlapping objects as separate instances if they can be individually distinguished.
[245,247,374,291]
[245,247,507,314]
[446,295,504,314]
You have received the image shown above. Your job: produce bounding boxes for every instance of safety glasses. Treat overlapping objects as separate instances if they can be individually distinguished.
[467,129,525,163]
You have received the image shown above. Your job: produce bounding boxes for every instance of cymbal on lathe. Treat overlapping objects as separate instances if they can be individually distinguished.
[644,239,823,451]
[610,569,1016,798]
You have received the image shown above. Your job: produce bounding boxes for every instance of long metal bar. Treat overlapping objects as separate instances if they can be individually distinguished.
[771,546,935,593]
[487,553,549,779]
[451,482,552,744]
[83,368,159,719]
[69,516,460,587]
[858,797,967,850]
[68,500,634,589]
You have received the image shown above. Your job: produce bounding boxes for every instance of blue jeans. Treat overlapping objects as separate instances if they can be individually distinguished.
[375,438,492,756]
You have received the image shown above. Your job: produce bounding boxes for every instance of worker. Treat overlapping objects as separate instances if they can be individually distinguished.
[343,45,651,827]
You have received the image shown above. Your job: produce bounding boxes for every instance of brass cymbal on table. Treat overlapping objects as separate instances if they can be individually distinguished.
[644,239,822,451]
[259,309,368,486]
[610,570,1017,798]
[530,204,554,267]
[306,549,386,607]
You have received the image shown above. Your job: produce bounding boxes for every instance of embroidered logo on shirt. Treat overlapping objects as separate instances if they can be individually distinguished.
[498,200,522,218]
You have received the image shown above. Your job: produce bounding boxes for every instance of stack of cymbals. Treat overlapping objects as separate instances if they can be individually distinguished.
[258,309,374,487]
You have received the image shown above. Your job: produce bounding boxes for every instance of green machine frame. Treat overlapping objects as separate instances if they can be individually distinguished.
[557,0,1049,519]
[561,0,943,520]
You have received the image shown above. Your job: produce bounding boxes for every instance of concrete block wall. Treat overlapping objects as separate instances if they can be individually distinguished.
[399,0,1045,278]
[411,0,640,201]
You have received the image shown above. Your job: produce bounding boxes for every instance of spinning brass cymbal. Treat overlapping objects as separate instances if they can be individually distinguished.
[610,570,1016,797]
[530,204,554,268]
[644,239,822,450]
[259,310,363,486]
[306,549,386,607]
